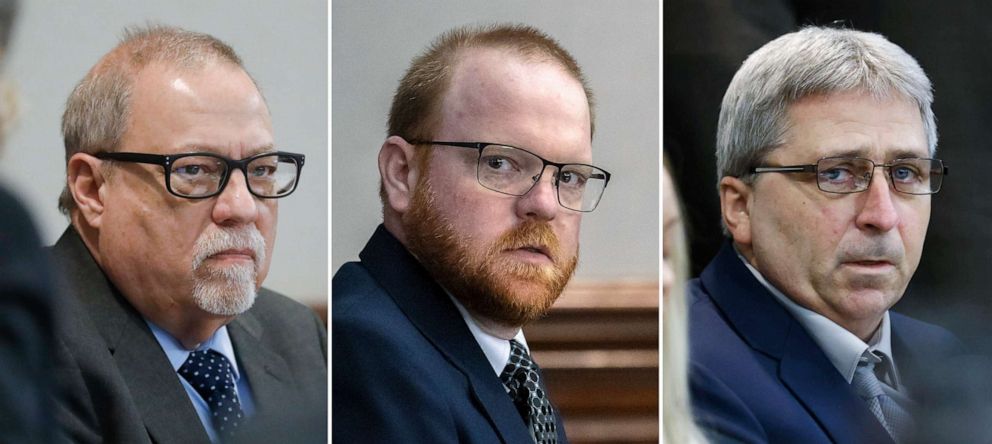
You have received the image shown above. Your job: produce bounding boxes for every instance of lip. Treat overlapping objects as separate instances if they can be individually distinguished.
[841,260,895,271]
[208,249,256,263]
[504,245,554,264]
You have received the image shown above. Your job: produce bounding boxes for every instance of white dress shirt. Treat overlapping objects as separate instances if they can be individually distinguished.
[448,294,530,376]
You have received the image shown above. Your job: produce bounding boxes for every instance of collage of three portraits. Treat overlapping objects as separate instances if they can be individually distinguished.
[3,1,992,443]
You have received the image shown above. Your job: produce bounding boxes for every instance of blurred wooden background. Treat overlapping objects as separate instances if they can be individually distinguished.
[528,281,659,444]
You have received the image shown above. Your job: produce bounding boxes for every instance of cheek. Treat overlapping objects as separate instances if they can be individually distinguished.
[259,202,278,270]
[817,204,847,239]
[556,215,582,252]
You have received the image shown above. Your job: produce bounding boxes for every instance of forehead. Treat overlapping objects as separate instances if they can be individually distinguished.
[776,91,928,161]
[438,47,592,163]
[123,61,273,156]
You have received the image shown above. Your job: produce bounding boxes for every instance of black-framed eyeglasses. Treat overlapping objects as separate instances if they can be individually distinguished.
[96,151,305,199]
[411,141,611,212]
[750,157,948,195]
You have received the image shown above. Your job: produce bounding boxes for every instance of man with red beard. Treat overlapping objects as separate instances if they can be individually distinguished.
[333,24,610,443]
[50,26,326,443]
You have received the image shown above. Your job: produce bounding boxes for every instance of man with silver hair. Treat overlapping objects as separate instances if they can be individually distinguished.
[51,25,326,443]
[688,26,959,443]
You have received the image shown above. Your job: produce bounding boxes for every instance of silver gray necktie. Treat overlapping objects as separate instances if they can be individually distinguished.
[852,352,913,442]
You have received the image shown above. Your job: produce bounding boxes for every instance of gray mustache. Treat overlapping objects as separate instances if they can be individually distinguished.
[839,242,903,263]
[192,227,266,270]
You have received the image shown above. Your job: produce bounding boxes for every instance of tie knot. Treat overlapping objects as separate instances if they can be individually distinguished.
[179,349,237,395]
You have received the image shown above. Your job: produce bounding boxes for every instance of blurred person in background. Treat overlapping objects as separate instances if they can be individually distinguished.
[663,157,708,444]
[0,0,60,442]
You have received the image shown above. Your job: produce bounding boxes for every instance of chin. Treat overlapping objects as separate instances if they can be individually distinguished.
[841,288,901,316]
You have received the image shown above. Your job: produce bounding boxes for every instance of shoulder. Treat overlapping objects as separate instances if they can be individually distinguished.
[250,286,322,323]
[0,187,51,294]
[247,286,326,347]
[331,287,467,443]
[331,261,383,314]
[689,361,767,444]
[890,311,963,353]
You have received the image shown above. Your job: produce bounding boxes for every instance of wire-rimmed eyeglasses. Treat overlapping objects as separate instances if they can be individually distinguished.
[96,151,305,199]
[411,141,611,212]
[749,156,948,195]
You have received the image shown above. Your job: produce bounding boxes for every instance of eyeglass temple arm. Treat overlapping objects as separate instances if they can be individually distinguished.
[750,164,817,174]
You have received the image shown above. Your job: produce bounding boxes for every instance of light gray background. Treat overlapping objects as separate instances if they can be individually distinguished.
[332,0,659,282]
[0,1,327,304]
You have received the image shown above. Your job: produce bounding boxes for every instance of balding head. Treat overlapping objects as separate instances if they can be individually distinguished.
[59,24,258,214]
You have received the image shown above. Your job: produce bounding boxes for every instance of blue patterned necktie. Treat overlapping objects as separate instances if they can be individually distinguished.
[178,349,245,441]
[500,339,558,444]
[852,351,913,443]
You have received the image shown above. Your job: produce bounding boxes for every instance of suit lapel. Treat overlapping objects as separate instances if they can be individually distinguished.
[54,228,210,444]
[360,225,534,444]
[228,310,298,414]
[703,242,893,444]
[778,326,893,444]
[112,318,212,444]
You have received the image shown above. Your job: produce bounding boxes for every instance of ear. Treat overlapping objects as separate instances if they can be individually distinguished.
[378,135,420,214]
[67,153,107,228]
[719,176,753,246]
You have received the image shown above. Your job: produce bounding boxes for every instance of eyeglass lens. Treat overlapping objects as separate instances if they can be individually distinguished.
[170,154,300,198]
[476,144,607,211]
[816,157,943,194]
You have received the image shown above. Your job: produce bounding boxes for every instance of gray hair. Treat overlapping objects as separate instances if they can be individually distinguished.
[59,24,255,214]
[716,26,937,186]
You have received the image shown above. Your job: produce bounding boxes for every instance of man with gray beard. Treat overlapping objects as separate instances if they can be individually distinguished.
[333,24,611,443]
[50,25,326,444]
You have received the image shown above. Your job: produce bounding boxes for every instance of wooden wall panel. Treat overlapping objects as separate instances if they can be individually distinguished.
[527,281,659,444]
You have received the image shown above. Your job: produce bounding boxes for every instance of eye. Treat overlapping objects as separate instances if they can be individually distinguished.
[174,162,218,178]
[481,155,517,172]
[251,165,277,178]
[559,170,588,187]
[891,164,921,182]
[819,166,855,183]
[176,165,201,176]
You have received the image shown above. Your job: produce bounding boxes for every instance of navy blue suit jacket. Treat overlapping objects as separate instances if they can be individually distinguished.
[689,242,961,444]
[332,225,568,443]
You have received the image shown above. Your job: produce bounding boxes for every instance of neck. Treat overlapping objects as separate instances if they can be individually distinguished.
[468,310,521,340]
[131,295,235,350]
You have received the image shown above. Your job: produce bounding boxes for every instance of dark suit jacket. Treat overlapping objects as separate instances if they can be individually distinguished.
[332,225,568,443]
[51,227,327,444]
[0,187,58,443]
[689,242,961,444]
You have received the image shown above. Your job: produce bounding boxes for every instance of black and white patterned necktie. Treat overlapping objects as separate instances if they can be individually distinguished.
[178,349,245,441]
[500,339,558,444]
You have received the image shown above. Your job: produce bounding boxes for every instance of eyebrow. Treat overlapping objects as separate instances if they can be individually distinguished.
[820,146,929,160]
[178,143,276,158]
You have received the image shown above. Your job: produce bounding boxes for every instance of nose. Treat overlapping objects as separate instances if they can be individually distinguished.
[212,171,259,226]
[514,165,560,221]
[855,170,899,232]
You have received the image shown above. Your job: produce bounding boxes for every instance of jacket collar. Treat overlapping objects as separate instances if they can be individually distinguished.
[359,225,535,443]
[52,227,211,444]
[701,241,894,444]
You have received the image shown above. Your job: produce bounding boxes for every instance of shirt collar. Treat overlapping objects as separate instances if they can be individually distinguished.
[146,320,242,382]
[448,293,529,375]
[735,250,898,385]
